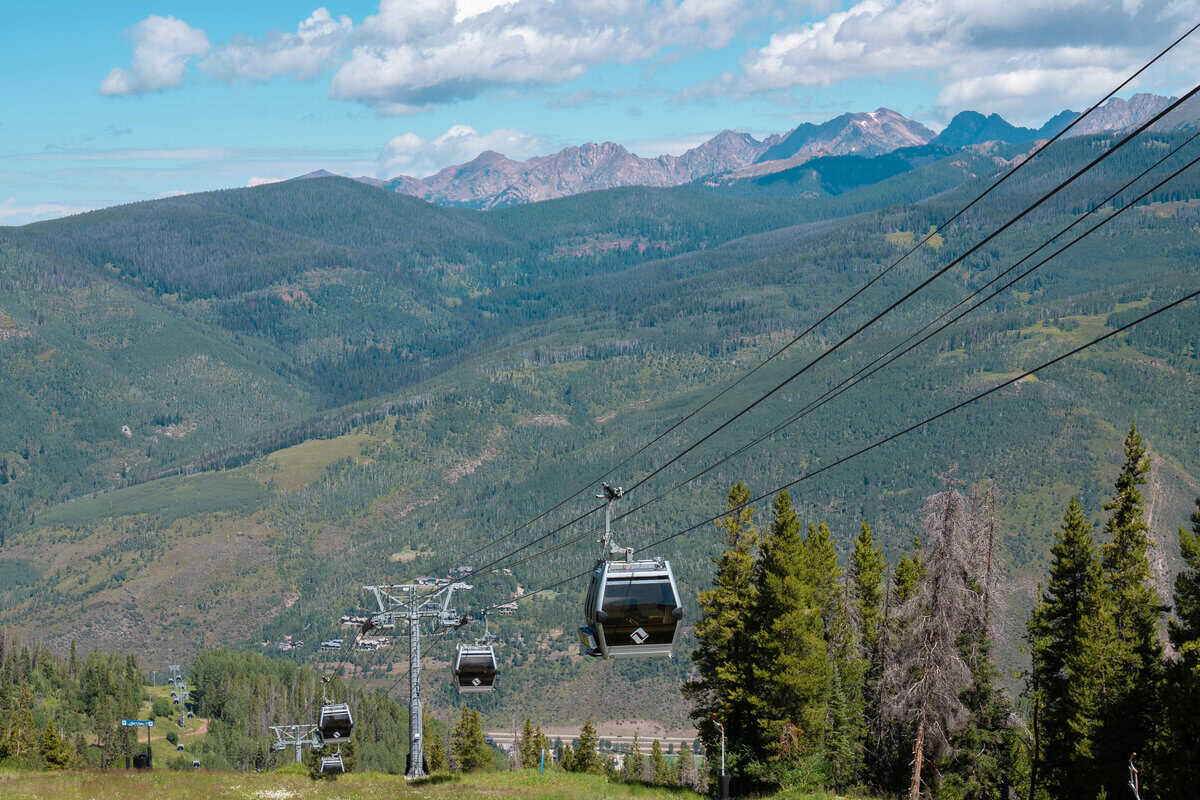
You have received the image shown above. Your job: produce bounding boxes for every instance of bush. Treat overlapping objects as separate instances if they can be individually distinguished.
[152,696,172,718]
[165,730,178,746]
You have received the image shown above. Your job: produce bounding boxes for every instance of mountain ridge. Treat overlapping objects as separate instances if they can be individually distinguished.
[359,94,1187,210]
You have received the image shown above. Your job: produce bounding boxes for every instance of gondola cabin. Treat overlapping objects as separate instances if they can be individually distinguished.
[580,557,682,658]
[318,703,353,741]
[320,752,345,774]
[453,644,498,693]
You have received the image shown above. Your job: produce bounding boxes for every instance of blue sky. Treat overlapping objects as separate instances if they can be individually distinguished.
[2,0,1197,224]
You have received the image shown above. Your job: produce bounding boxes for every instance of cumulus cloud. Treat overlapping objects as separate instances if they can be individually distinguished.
[205,8,352,81]
[709,0,1200,122]
[246,176,288,187]
[100,15,210,95]
[380,124,544,177]
[330,0,756,113]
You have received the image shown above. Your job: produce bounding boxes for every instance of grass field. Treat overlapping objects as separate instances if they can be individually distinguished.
[0,769,728,800]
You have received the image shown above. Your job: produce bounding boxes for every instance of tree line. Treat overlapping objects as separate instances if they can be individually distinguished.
[685,422,1199,799]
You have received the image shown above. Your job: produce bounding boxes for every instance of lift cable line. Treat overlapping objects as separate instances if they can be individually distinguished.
[459,138,1200,601]
[450,84,1200,587]
[478,289,1200,616]
[632,289,1200,556]
[616,84,1200,502]
[595,131,1200,532]
[444,23,1200,569]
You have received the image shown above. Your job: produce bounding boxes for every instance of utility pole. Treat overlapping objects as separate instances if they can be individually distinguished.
[270,724,321,763]
[168,665,188,728]
[363,581,469,779]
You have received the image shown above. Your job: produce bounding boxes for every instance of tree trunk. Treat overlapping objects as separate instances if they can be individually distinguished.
[909,703,927,800]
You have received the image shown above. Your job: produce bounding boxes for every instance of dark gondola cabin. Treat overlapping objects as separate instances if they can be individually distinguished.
[320,752,345,774]
[318,703,353,741]
[580,557,682,658]
[453,644,498,693]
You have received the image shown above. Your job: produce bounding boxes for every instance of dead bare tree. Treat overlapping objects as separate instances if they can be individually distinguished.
[886,487,982,800]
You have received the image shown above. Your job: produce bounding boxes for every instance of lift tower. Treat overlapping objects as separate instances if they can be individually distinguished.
[168,665,189,728]
[363,581,468,779]
[269,724,321,763]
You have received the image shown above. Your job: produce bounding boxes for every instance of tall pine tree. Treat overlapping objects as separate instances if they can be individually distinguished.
[1095,423,1164,797]
[683,482,759,789]
[850,522,887,786]
[1158,497,1200,796]
[749,494,830,782]
[1026,497,1108,800]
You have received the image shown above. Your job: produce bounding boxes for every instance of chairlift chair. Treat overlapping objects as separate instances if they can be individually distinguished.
[453,644,498,693]
[577,483,683,659]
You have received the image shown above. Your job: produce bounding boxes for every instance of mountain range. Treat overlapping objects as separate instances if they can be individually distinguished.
[364,94,1186,209]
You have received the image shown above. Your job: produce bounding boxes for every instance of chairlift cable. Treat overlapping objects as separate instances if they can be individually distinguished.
[444,24,1200,571]
[632,289,1200,556]
[480,289,1200,615]
[616,84,1200,502]
[598,129,1200,530]
[453,83,1200,585]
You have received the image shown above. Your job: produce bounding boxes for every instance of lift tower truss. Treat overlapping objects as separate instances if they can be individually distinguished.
[270,724,321,763]
[363,581,469,779]
[168,665,189,728]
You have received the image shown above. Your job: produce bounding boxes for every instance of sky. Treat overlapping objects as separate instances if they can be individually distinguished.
[2,0,1197,225]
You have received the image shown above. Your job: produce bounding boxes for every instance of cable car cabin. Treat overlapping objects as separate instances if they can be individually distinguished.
[320,752,345,774]
[453,645,498,693]
[318,703,353,741]
[579,558,682,658]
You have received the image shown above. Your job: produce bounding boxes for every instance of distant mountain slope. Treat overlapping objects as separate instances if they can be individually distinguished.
[756,108,934,162]
[930,110,1076,147]
[384,132,778,209]
[374,97,1191,210]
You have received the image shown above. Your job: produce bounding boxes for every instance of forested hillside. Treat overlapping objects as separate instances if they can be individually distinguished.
[0,122,1197,734]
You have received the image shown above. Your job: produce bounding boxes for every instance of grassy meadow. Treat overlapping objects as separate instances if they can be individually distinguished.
[0,768,860,800]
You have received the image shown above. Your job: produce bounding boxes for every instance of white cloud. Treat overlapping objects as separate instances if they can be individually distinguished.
[100,15,210,96]
[205,8,352,81]
[0,199,91,225]
[380,124,544,177]
[246,176,288,187]
[329,0,757,113]
[712,0,1200,122]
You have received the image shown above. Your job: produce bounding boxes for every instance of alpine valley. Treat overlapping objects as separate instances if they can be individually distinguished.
[0,94,1198,732]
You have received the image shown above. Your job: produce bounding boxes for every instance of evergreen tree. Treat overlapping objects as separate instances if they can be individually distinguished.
[1169,496,1200,663]
[850,522,887,785]
[749,493,830,779]
[40,720,71,769]
[1159,497,1200,796]
[559,742,575,771]
[624,732,644,782]
[450,706,491,772]
[519,718,537,768]
[651,738,667,784]
[851,522,886,665]
[1026,497,1107,800]
[6,686,37,760]
[678,743,698,790]
[1095,423,1165,797]
[424,715,446,772]
[569,720,601,774]
[683,482,759,788]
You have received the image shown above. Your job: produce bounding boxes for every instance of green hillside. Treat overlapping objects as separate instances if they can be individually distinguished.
[0,129,1198,729]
